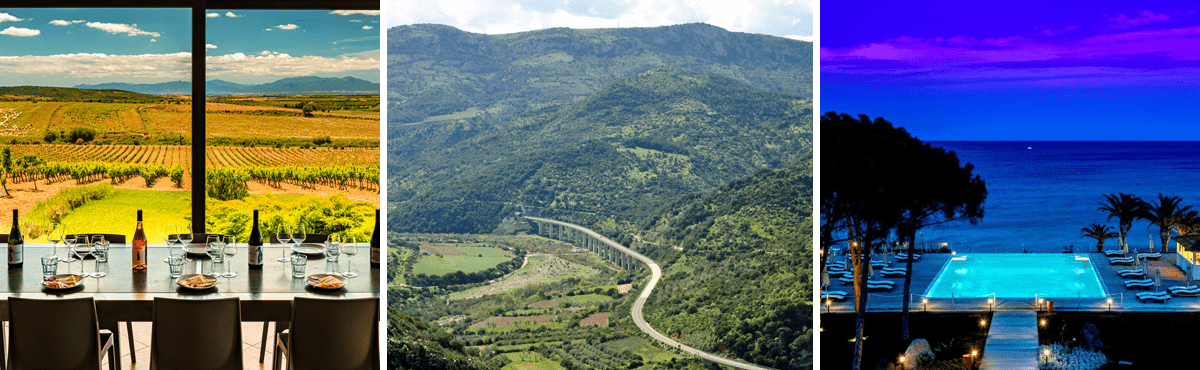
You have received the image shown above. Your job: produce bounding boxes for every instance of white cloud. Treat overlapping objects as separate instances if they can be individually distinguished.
[363,25,374,30]
[225,12,241,18]
[331,10,381,16]
[85,22,161,37]
[260,50,272,55]
[0,12,23,23]
[784,34,814,42]
[387,0,813,39]
[1,27,40,37]
[206,44,218,49]
[349,19,363,22]
[207,13,221,18]
[0,52,191,78]
[264,28,272,31]
[277,24,299,30]
[150,38,157,42]
[49,19,85,26]
[207,52,379,77]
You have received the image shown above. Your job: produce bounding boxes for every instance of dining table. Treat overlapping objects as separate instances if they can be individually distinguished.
[0,243,381,370]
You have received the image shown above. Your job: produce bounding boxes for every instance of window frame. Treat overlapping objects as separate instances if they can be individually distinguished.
[5,0,379,232]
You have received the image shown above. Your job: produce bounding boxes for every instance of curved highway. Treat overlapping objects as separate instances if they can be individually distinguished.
[524,216,776,370]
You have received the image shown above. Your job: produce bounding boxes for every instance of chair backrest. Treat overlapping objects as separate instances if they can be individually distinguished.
[288,297,379,370]
[66,233,128,244]
[269,233,329,244]
[7,297,104,370]
[0,234,7,243]
[150,297,243,370]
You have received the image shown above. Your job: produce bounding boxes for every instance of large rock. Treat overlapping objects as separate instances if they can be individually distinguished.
[904,339,935,370]
[1079,323,1107,351]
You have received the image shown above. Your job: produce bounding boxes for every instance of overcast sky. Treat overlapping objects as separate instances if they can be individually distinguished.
[0,8,380,86]
[387,0,813,41]
[824,1,1200,140]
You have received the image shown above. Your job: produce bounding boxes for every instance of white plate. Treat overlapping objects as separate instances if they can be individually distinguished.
[175,274,220,290]
[43,274,84,290]
[306,273,347,290]
[291,243,326,256]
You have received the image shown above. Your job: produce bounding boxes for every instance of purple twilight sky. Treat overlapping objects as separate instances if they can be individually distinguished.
[822,1,1200,140]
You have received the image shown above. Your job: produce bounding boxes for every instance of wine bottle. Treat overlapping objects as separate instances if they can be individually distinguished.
[132,210,147,271]
[370,209,380,267]
[247,210,263,269]
[8,209,22,267]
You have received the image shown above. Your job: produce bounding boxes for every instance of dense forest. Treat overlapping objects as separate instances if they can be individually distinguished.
[636,155,814,369]
[388,69,811,234]
[389,308,499,370]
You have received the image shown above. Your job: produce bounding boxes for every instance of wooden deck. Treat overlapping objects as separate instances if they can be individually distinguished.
[979,311,1038,370]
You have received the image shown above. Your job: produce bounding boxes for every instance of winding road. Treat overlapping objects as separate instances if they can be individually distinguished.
[524,216,776,370]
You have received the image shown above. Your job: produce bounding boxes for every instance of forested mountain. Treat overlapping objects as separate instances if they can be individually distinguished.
[386,22,811,156]
[388,69,811,233]
[388,308,499,370]
[635,155,814,369]
[73,76,380,95]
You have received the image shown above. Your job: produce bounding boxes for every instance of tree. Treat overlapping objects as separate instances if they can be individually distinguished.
[1080,224,1118,253]
[0,146,11,197]
[821,112,922,370]
[1144,194,1191,253]
[1098,193,1148,253]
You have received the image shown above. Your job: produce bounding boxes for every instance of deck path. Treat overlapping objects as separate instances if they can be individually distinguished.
[980,310,1039,370]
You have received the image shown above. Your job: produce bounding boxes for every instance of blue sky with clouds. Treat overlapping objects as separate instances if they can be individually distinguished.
[387,0,813,41]
[0,8,380,86]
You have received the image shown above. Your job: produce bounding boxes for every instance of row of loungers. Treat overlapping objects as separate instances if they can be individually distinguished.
[1108,252,1161,265]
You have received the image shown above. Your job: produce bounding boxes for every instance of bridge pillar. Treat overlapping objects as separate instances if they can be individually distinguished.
[537,222,543,236]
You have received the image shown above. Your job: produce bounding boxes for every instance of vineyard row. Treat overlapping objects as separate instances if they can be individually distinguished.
[5,161,379,192]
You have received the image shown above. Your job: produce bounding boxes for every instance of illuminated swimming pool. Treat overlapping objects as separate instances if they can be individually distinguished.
[924,254,1107,299]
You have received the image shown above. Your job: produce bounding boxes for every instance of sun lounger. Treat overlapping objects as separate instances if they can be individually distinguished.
[1109,256,1136,265]
[1104,250,1126,257]
[1124,279,1155,288]
[1136,292,1171,302]
[821,290,848,301]
[867,283,894,291]
[1169,286,1200,296]
[1117,269,1146,278]
[870,260,888,268]
[1139,252,1162,260]
[880,268,906,277]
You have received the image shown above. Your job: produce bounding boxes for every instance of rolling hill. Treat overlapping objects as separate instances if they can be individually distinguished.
[73,76,380,95]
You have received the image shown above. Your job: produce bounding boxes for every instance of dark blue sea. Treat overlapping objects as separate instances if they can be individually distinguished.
[918,141,1200,253]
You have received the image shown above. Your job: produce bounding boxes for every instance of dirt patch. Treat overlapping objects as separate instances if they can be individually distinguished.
[470,315,557,328]
[453,253,599,300]
[530,299,561,309]
[420,244,465,256]
[579,312,610,327]
[617,284,632,293]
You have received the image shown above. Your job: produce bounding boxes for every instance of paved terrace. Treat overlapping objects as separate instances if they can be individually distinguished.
[823,252,1200,312]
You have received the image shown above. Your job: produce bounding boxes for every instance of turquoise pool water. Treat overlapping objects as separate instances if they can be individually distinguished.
[925,254,1107,298]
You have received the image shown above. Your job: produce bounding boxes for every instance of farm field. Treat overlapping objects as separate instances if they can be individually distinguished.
[412,252,516,276]
[448,254,599,300]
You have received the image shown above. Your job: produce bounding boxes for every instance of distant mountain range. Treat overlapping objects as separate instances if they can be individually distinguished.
[74,76,379,95]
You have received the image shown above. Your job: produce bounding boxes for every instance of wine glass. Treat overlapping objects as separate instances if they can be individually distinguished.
[341,235,358,278]
[179,224,194,255]
[276,225,293,263]
[205,236,223,276]
[46,223,62,261]
[90,235,107,278]
[222,235,238,278]
[164,224,177,253]
[71,236,90,276]
[61,223,77,263]
[292,224,307,247]
[324,235,341,275]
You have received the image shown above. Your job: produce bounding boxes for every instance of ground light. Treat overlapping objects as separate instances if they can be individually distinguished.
[1107,297,1113,311]
[980,319,987,327]
[1040,319,1047,327]
[922,298,928,312]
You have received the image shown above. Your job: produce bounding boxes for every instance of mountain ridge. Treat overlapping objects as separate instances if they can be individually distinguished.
[73,76,379,95]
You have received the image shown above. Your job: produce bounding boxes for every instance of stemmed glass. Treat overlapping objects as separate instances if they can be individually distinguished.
[205,236,223,276]
[164,224,178,255]
[71,236,90,276]
[276,225,294,263]
[46,223,62,261]
[90,235,107,278]
[325,235,341,275]
[61,224,77,263]
[292,224,307,249]
[341,235,358,278]
[222,235,238,278]
[179,224,194,255]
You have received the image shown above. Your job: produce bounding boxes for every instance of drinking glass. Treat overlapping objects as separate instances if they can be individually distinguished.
[61,224,77,263]
[45,223,62,261]
[276,225,293,263]
[41,254,58,278]
[324,236,341,275]
[341,235,358,278]
[71,237,90,276]
[222,235,238,278]
[290,254,307,278]
[164,224,178,255]
[90,235,107,278]
[166,255,186,278]
[179,224,194,256]
[205,236,223,275]
[292,223,307,247]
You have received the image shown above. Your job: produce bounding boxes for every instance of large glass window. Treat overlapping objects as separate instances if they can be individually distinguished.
[0,8,192,242]
[202,9,380,241]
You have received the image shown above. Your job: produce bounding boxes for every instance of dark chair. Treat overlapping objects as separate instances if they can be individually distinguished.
[65,234,127,244]
[0,234,7,243]
[269,234,329,244]
[150,297,243,370]
[7,297,116,370]
[275,297,379,370]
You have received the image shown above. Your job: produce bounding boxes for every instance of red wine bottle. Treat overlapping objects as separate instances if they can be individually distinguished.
[248,210,263,269]
[132,210,147,271]
[370,209,380,267]
[8,209,22,267]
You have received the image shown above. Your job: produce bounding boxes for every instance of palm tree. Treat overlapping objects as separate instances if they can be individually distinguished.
[1144,194,1191,253]
[1098,193,1147,253]
[1081,224,1118,253]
